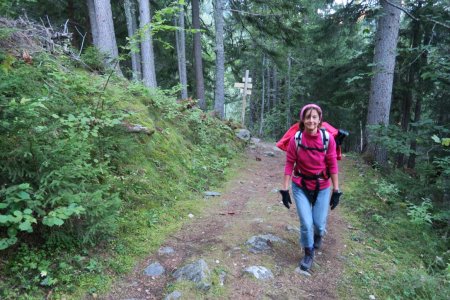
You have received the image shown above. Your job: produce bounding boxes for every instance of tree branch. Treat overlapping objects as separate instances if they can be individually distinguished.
[228,9,283,17]
[384,0,450,30]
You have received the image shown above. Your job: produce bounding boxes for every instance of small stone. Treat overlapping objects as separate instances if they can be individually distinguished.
[219,271,227,286]
[264,151,275,157]
[158,246,175,255]
[246,234,286,253]
[204,191,221,197]
[144,262,165,277]
[369,295,376,300]
[172,259,211,291]
[215,260,220,264]
[235,129,251,141]
[244,266,274,280]
[188,213,194,218]
[164,290,182,300]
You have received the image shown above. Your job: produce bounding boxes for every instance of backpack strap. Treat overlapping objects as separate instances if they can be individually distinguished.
[295,128,329,152]
[320,128,329,151]
[294,130,302,152]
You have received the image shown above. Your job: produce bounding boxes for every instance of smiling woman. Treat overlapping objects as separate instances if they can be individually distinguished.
[280,103,341,272]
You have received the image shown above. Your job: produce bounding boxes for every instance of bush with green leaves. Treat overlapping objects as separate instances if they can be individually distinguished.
[0,46,243,297]
[0,55,127,249]
[368,121,449,202]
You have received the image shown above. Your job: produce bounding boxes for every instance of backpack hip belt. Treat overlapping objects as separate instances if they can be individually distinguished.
[294,170,329,206]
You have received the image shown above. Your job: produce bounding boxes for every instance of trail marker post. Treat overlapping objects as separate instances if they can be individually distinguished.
[234,70,252,125]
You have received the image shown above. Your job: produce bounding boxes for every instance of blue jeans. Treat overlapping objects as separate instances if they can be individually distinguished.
[292,183,331,248]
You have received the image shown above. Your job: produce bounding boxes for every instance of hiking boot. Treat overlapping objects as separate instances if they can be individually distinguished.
[300,247,315,271]
[313,234,322,250]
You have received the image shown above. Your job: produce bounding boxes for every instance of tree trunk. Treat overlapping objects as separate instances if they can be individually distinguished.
[286,54,292,128]
[67,0,79,47]
[175,4,188,99]
[266,65,271,112]
[93,0,122,75]
[213,0,225,118]
[407,97,421,169]
[272,66,278,108]
[249,67,256,129]
[397,18,421,168]
[86,0,99,47]
[365,0,401,166]
[139,0,157,88]
[192,0,206,109]
[259,55,266,136]
[124,0,142,81]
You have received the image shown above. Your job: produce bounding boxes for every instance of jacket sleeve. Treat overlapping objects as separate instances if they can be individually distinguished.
[326,134,338,174]
[284,136,297,176]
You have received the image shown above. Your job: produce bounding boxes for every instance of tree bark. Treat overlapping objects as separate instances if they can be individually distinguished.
[266,65,271,112]
[272,66,278,108]
[365,0,401,166]
[259,55,266,136]
[124,0,142,81]
[192,0,206,109]
[93,0,122,75]
[139,0,157,88]
[397,18,421,168]
[286,54,292,129]
[175,4,188,99]
[86,0,99,47]
[213,0,225,118]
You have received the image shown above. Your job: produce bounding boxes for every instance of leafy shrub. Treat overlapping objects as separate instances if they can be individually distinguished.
[0,45,243,297]
[80,46,106,72]
[0,57,127,249]
[406,198,433,226]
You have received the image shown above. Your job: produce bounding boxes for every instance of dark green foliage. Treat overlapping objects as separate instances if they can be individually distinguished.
[341,156,449,300]
[0,53,125,250]
[0,46,242,296]
[368,120,449,204]
[79,46,106,72]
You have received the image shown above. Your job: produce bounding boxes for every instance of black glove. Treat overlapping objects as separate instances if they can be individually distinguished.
[279,190,292,209]
[330,191,343,210]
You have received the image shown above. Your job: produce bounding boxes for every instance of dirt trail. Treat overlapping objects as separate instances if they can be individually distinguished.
[106,141,348,299]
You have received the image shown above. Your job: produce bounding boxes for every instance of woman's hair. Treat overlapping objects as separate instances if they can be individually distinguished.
[299,106,322,131]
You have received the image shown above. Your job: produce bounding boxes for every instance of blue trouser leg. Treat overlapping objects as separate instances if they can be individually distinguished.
[292,183,331,248]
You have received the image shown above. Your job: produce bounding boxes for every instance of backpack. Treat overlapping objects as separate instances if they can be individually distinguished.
[276,122,348,160]
[295,127,329,153]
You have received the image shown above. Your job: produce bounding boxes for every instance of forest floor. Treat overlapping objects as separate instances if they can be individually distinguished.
[104,140,349,300]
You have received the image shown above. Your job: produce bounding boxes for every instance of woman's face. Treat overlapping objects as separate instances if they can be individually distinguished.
[303,109,320,133]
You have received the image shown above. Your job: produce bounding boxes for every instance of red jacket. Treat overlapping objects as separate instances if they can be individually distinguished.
[284,130,338,190]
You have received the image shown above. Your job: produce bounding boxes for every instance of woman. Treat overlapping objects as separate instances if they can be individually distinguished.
[279,103,342,271]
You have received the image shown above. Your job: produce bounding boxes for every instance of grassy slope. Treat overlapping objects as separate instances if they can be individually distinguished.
[0,49,245,299]
[338,154,449,299]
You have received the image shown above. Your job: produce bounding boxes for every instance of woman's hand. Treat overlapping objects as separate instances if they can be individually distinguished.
[279,190,292,209]
[330,190,342,210]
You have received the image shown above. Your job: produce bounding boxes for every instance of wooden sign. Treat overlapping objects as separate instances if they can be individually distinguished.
[234,70,252,125]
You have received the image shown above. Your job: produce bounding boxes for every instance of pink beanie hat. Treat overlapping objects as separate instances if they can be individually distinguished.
[300,104,322,121]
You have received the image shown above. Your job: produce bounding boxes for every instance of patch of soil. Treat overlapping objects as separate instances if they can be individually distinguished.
[104,142,349,299]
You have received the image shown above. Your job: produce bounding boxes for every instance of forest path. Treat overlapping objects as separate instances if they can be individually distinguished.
[106,141,348,300]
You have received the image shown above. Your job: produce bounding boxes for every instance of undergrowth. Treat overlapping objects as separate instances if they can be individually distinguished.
[0,47,244,298]
[339,154,449,300]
